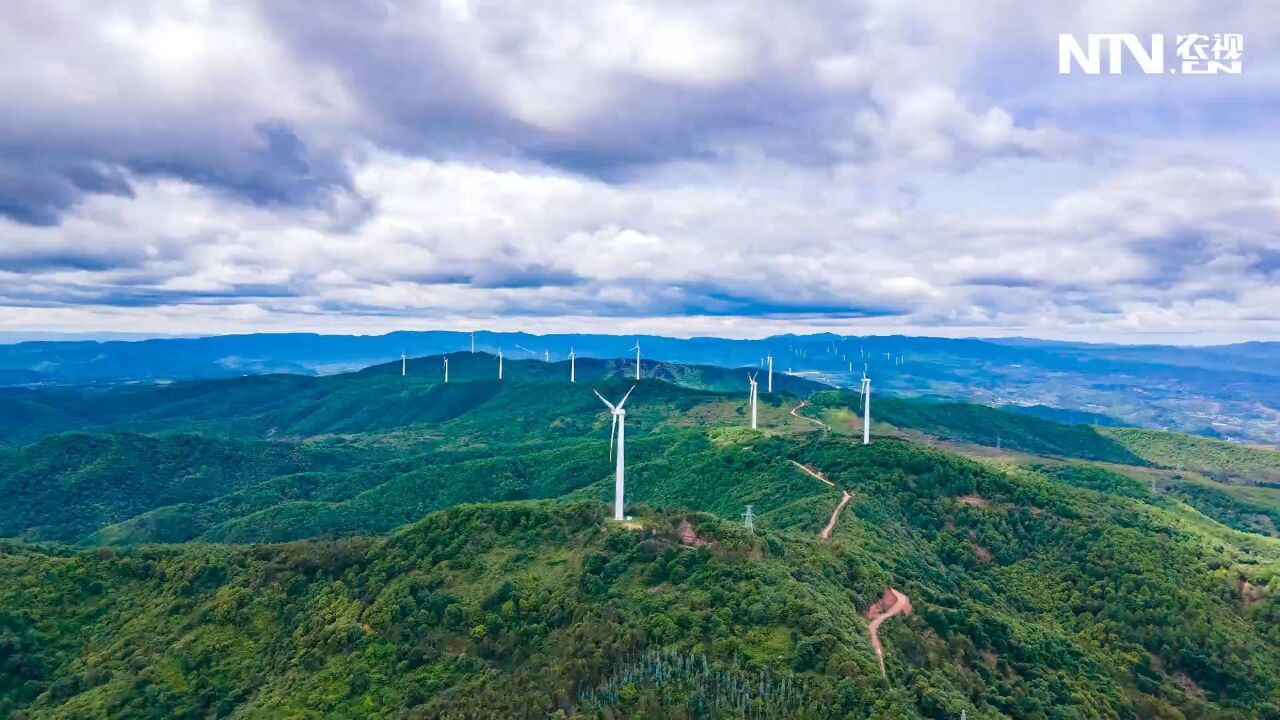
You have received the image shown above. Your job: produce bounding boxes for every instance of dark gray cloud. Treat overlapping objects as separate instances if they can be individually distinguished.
[0,155,134,226]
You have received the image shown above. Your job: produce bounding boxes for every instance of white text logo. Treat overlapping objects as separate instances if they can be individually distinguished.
[1059,33,1243,75]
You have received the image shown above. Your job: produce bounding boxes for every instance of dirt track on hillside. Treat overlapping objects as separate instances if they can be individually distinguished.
[789,459,834,486]
[820,491,852,539]
[866,588,912,676]
[790,401,826,427]
[788,460,850,539]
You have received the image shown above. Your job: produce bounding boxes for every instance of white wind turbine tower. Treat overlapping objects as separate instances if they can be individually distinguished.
[631,340,641,380]
[443,356,449,383]
[859,366,872,445]
[747,372,759,429]
[401,352,406,377]
[497,349,503,380]
[594,385,637,521]
[471,333,475,353]
[569,347,576,383]
[767,353,773,393]
[544,349,550,362]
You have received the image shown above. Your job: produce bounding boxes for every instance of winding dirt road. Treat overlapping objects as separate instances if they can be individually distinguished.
[788,460,850,539]
[789,400,826,428]
[789,459,833,487]
[820,491,852,540]
[866,588,912,676]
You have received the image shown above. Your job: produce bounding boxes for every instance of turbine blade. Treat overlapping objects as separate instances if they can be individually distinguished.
[593,389,615,410]
[618,384,637,408]
[609,412,617,461]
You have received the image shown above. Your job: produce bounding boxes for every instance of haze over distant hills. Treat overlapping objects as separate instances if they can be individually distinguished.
[4,331,1280,444]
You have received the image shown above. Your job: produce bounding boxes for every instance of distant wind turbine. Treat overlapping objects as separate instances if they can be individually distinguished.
[443,356,449,383]
[569,347,576,383]
[401,352,406,377]
[767,354,773,393]
[544,349,550,362]
[747,372,759,429]
[860,366,872,445]
[631,340,641,380]
[471,333,475,353]
[594,385,637,521]
[497,349,503,380]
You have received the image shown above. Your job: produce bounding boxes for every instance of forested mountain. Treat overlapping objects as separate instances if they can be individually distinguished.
[0,352,823,447]
[5,331,1280,444]
[3,359,1280,717]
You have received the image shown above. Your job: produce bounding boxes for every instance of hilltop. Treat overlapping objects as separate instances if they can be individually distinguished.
[0,352,822,447]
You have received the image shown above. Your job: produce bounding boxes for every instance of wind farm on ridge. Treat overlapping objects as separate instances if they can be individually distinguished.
[394,333,884,529]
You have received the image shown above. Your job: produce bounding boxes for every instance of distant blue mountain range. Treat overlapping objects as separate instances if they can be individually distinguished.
[3,331,1279,442]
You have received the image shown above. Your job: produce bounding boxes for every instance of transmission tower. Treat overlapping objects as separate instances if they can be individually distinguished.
[742,505,755,533]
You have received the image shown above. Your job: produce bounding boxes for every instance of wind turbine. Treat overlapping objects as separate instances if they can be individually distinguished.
[594,385,636,521]
[747,372,759,429]
[544,349,550,362]
[569,347,576,383]
[401,352,406,377]
[497,349,503,380]
[859,366,872,445]
[767,354,773,393]
[631,340,641,380]
[471,333,475,353]
[443,356,449,383]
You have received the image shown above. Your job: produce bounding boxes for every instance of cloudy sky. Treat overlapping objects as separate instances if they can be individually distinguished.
[1,0,1278,343]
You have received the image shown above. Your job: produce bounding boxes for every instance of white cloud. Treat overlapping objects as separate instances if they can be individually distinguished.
[2,148,1278,342]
